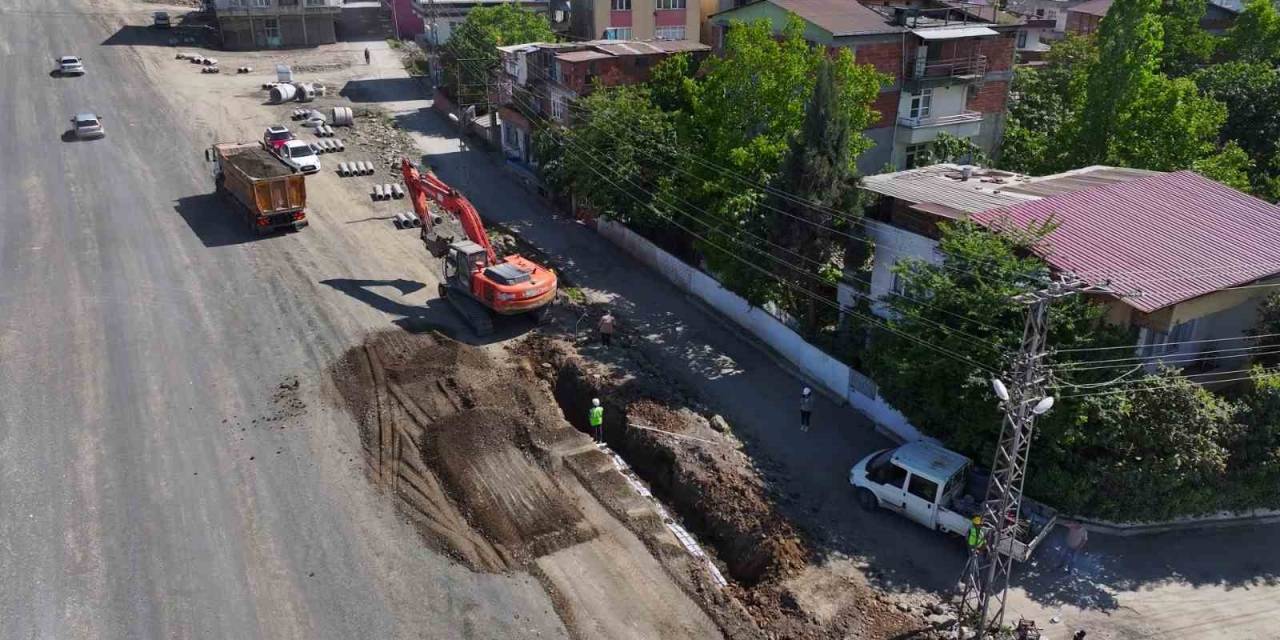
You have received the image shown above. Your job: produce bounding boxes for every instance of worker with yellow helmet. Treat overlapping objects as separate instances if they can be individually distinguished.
[967,515,986,551]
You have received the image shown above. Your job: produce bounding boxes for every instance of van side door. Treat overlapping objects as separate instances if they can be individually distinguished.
[870,461,909,512]
[903,473,941,528]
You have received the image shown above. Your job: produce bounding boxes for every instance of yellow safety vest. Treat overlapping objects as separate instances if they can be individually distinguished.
[968,524,986,549]
[589,406,604,427]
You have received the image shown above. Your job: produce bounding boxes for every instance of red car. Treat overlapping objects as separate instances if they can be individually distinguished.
[263,125,294,152]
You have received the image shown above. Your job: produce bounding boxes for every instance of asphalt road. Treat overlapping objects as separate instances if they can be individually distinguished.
[0,2,566,638]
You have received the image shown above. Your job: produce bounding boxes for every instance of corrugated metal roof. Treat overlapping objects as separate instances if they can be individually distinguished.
[861,164,1040,214]
[555,50,611,62]
[1068,0,1113,16]
[720,0,904,36]
[1000,165,1160,198]
[974,171,1280,313]
[912,26,999,39]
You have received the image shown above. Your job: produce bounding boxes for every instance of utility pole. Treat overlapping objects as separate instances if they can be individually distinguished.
[957,274,1101,638]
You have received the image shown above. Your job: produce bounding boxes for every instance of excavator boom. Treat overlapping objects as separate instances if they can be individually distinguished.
[401,159,496,263]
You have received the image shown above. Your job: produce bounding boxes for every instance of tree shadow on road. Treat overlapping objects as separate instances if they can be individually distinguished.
[339,78,428,103]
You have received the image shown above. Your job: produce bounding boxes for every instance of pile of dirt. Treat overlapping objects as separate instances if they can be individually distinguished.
[331,331,594,571]
[517,331,928,639]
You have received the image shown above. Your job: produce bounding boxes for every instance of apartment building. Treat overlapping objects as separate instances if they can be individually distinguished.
[210,0,344,49]
[709,0,1021,173]
[494,39,710,184]
[568,0,703,41]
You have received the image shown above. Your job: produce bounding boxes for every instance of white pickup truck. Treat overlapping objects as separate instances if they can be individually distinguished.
[850,441,1056,561]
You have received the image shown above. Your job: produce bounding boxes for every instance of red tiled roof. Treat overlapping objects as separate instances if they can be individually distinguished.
[973,171,1280,313]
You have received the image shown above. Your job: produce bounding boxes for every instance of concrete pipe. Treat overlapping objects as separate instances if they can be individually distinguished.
[203,58,217,66]
[409,212,423,227]
[373,184,385,200]
[331,107,354,127]
[382,184,393,199]
[391,184,405,199]
[362,161,374,175]
[334,139,345,151]
[176,52,189,60]
[269,84,297,104]
[295,84,316,103]
[336,162,348,176]
[392,214,405,229]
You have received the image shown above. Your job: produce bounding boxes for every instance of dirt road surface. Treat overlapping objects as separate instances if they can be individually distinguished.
[0,1,563,638]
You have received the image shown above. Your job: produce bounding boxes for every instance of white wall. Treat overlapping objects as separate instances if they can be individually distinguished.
[866,222,942,317]
[896,84,970,122]
[598,218,927,444]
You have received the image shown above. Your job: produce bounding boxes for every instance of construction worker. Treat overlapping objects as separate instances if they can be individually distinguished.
[967,515,986,553]
[364,48,371,65]
[598,311,616,347]
[1058,520,1088,573]
[799,387,813,432]
[589,398,604,442]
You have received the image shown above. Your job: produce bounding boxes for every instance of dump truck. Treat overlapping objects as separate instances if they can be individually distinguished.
[206,142,308,234]
[850,441,1057,561]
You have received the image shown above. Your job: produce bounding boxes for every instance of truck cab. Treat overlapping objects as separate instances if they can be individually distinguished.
[850,442,1056,561]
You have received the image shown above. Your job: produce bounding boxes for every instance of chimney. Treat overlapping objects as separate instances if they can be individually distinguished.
[961,166,973,180]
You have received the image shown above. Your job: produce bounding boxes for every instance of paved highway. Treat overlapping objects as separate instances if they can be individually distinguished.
[0,1,566,638]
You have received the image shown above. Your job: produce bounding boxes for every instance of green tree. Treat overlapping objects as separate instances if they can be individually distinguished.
[1194,62,1280,198]
[536,86,684,236]
[761,58,864,336]
[1074,0,1166,164]
[998,36,1096,173]
[1192,140,1254,192]
[1222,0,1280,63]
[1250,292,1280,368]
[1158,0,1216,75]
[1226,369,1280,509]
[647,53,698,114]
[1104,74,1228,170]
[443,4,553,106]
[917,132,989,166]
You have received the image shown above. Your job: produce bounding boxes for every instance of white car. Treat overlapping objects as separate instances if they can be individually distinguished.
[58,56,85,76]
[277,140,320,174]
[71,113,105,139]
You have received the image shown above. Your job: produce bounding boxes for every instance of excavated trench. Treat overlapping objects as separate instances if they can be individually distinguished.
[548,359,808,588]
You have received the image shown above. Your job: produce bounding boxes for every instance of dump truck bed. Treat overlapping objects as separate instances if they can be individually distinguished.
[214,142,306,217]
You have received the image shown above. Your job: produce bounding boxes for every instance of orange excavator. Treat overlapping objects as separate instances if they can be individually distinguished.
[401,158,557,335]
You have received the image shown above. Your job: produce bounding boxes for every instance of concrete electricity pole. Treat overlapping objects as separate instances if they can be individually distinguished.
[957,274,1103,638]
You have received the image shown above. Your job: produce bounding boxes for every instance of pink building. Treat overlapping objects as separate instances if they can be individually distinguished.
[382,0,426,38]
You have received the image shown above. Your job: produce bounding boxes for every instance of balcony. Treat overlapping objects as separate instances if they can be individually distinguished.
[904,55,987,87]
[215,0,342,15]
[895,111,982,144]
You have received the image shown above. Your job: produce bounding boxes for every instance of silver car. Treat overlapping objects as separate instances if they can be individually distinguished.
[58,56,85,76]
[71,113,105,139]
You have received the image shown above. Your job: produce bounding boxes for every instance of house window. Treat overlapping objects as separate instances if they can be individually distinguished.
[908,87,932,120]
[551,97,567,121]
[1016,30,1028,48]
[305,0,327,6]
[891,270,907,296]
[548,60,560,82]
[656,0,686,8]
[252,0,270,7]
[503,122,521,151]
[1045,8,1058,19]
[612,0,631,9]
[655,26,686,40]
[264,17,280,39]
[603,27,632,39]
[904,143,928,169]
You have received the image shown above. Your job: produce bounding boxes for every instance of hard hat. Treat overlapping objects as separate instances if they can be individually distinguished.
[972,515,983,524]
[803,387,812,395]
[592,398,601,407]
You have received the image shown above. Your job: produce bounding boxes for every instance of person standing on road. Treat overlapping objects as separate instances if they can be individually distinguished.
[364,48,371,65]
[799,387,813,431]
[589,398,604,442]
[598,311,615,347]
[1059,520,1088,572]
[967,515,986,554]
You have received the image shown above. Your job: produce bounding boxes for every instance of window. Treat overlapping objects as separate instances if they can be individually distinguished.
[612,0,631,9]
[655,26,686,40]
[503,122,520,149]
[1045,8,1058,19]
[656,0,686,8]
[603,27,632,40]
[1016,30,1028,48]
[1035,8,1044,16]
[548,60,560,82]
[891,270,906,296]
[908,87,932,120]
[251,0,270,7]
[264,17,280,39]
[305,0,328,5]
[551,97,567,121]
[907,475,939,502]
[904,143,928,169]
[876,463,909,489]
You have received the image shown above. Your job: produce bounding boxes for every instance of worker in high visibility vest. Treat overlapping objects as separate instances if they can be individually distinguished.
[968,515,986,553]
[589,398,604,442]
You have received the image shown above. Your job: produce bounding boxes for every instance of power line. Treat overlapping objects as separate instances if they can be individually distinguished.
[1057,331,1280,354]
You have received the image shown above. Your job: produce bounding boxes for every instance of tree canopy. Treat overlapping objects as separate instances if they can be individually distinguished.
[443,4,553,107]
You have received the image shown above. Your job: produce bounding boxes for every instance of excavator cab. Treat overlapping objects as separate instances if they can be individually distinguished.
[442,241,488,292]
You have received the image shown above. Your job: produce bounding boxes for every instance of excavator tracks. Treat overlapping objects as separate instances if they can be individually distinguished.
[441,284,494,336]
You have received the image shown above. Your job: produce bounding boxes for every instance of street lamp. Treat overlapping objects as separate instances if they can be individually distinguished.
[991,378,1009,402]
[991,377,1054,415]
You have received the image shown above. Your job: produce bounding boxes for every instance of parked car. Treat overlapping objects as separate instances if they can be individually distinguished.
[153,11,171,28]
[57,56,85,76]
[70,113,105,139]
[849,441,1056,561]
[276,140,320,174]
[263,125,294,152]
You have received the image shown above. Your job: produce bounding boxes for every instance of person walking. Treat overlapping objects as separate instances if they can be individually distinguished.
[1059,520,1088,573]
[799,387,813,431]
[598,311,615,347]
[364,48,371,65]
[589,398,604,443]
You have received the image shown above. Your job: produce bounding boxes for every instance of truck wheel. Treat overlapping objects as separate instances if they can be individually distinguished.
[437,283,448,298]
[856,488,878,511]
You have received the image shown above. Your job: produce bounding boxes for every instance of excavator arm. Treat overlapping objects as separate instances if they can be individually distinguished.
[401,159,496,264]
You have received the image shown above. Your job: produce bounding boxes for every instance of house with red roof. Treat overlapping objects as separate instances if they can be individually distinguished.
[847,164,1280,377]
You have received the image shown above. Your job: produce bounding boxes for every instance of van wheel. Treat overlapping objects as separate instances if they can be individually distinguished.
[856,488,878,511]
